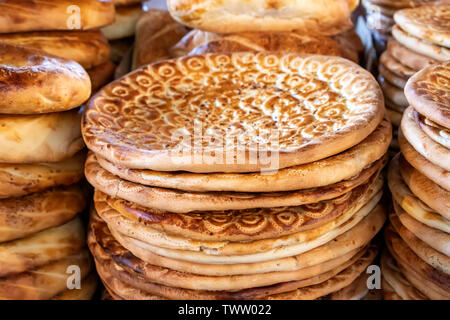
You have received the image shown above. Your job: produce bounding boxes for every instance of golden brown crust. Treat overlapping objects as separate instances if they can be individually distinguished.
[0,43,91,114]
[401,107,450,171]
[172,30,342,58]
[400,155,450,219]
[0,110,85,164]
[94,172,380,242]
[0,152,85,199]
[132,9,189,70]
[0,250,92,300]
[167,0,353,35]
[0,31,110,69]
[51,272,98,300]
[418,115,450,149]
[0,0,115,33]
[394,5,450,48]
[388,153,450,233]
[111,0,141,5]
[387,38,438,71]
[83,53,384,173]
[0,184,87,242]
[85,151,384,213]
[0,218,85,278]
[405,61,450,128]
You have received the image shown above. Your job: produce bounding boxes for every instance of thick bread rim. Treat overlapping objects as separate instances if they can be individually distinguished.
[0,250,92,300]
[0,184,87,243]
[404,61,450,128]
[0,217,85,278]
[394,5,450,48]
[399,129,450,191]
[0,110,85,164]
[390,211,450,275]
[95,119,391,192]
[167,0,353,35]
[392,25,450,62]
[0,151,85,199]
[0,31,110,69]
[394,200,450,257]
[0,0,115,33]
[108,198,383,265]
[381,250,427,300]
[51,272,98,300]
[399,155,450,219]
[101,4,142,40]
[85,152,386,213]
[385,227,450,299]
[388,153,450,233]
[387,38,438,71]
[90,200,383,276]
[379,62,408,89]
[95,170,382,242]
[401,107,450,171]
[83,53,384,173]
[417,116,450,149]
[378,75,409,107]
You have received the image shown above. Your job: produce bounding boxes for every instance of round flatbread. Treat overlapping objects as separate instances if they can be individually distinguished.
[0,184,87,242]
[83,53,384,173]
[0,152,85,199]
[167,0,353,35]
[394,200,450,256]
[95,172,381,242]
[401,107,450,171]
[399,129,450,191]
[378,76,409,107]
[0,31,110,69]
[400,155,450,219]
[51,272,98,300]
[88,199,384,276]
[86,151,385,213]
[324,271,369,300]
[387,39,437,71]
[0,250,92,300]
[390,211,450,275]
[0,0,115,33]
[96,119,391,192]
[392,25,450,62]
[0,218,85,278]
[0,42,90,114]
[388,154,450,233]
[404,60,450,129]
[89,211,367,291]
[394,5,450,48]
[109,197,383,265]
[0,109,85,164]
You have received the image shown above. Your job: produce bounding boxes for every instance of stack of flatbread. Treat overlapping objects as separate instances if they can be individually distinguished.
[383,61,450,300]
[377,4,449,151]
[361,0,442,52]
[0,0,115,300]
[132,0,363,70]
[82,51,391,300]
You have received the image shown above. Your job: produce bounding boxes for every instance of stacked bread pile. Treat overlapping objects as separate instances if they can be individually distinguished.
[82,51,391,300]
[132,0,363,70]
[102,0,142,64]
[377,4,449,150]
[0,0,116,92]
[382,61,450,300]
[0,0,116,300]
[361,0,440,52]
